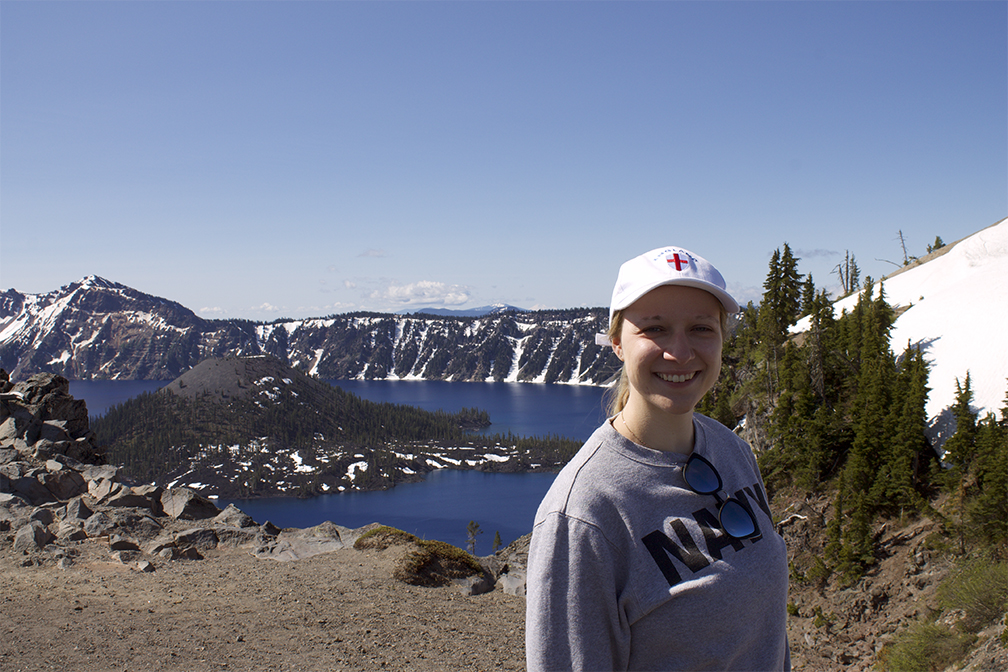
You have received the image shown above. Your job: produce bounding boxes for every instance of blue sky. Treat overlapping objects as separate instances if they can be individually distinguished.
[2,1,1005,320]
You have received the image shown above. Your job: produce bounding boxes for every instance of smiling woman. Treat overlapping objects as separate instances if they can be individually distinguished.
[526,246,791,672]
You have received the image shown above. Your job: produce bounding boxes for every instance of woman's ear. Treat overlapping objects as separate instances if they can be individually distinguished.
[611,337,624,361]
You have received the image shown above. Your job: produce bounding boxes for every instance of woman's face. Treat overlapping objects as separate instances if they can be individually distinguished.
[612,285,723,419]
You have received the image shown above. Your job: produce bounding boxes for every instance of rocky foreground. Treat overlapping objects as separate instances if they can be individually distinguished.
[2,371,1005,672]
[1,371,529,671]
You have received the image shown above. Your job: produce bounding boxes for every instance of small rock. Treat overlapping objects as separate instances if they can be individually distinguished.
[177,546,203,560]
[499,572,526,598]
[109,534,141,551]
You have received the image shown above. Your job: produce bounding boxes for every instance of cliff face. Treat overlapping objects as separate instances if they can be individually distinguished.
[0,276,619,384]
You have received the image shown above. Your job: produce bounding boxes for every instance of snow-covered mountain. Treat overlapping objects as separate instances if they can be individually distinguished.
[794,216,1008,429]
[3,217,1004,420]
[0,277,618,385]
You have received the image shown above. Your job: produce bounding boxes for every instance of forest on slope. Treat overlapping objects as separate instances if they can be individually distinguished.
[699,242,1007,671]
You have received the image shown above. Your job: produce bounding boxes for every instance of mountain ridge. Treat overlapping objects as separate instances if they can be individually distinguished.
[3,217,1005,421]
[0,279,618,386]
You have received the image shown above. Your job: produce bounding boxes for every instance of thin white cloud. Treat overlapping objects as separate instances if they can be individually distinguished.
[370,280,471,307]
[794,248,839,260]
[199,306,225,315]
[358,249,387,258]
[252,302,285,313]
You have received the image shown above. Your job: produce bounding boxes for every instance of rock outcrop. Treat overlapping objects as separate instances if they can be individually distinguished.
[0,370,281,570]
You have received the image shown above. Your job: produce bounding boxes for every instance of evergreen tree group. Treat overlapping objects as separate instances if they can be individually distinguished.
[701,241,1007,582]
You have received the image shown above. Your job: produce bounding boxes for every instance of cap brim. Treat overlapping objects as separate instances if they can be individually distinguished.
[612,278,740,319]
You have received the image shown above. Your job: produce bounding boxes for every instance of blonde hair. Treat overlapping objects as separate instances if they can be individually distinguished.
[604,305,729,418]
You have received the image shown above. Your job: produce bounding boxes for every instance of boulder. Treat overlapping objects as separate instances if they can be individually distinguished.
[79,464,117,483]
[499,571,527,597]
[0,416,23,446]
[213,503,256,528]
[11,474,55,505]
[175,527,219,551]
[39,469,86,501]
[213,525,261,547]
[105,485,154,509]
[452,572,495,596]
[176,546,204,560]
[29,507,56,525]
[109,534,141,551]
[0,493,30,530]
[160,488,220,520]
[84,511,115,538]
[142,534,176,557]
[88,478,118,502]
[13,520,53,553]
[110,550,140,564]
[65,496,94,521]
[56,520,87,541]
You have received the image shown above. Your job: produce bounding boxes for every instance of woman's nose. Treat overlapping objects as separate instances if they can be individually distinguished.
[662,332,693,361]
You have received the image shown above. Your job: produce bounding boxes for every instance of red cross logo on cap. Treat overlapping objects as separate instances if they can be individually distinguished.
[667,253,689,272]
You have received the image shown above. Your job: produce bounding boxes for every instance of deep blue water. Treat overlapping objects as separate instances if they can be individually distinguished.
[69,379,609,552]
[328,379,608,441]
[220,469,558,555]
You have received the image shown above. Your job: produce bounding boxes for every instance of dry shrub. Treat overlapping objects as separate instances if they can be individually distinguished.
[876,622,976,672]
[393,539,483,587]
[354,525,419,550]
[937,559,1008,633]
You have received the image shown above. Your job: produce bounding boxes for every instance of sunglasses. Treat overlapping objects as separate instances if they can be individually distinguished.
[682,453,759,540]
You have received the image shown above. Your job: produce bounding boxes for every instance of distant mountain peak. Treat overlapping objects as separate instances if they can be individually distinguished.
[396,304,526,317]
[77,275,122,290]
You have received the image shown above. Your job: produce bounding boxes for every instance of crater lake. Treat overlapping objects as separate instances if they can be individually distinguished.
[70,379,609,554]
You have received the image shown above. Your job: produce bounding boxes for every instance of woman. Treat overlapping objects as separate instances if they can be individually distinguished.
[526,246,790,671]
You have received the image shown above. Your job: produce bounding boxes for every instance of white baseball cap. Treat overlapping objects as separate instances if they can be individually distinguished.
[596,246,740,346]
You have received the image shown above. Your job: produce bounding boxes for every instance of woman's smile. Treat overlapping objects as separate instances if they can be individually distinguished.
[655,370,698,384]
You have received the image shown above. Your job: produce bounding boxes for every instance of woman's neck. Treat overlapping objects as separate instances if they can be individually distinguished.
[615,402,694,455]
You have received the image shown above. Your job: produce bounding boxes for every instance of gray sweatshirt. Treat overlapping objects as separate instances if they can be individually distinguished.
[526,415,790,671]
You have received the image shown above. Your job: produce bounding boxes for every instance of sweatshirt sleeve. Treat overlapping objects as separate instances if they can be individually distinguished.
[526,511,631,672]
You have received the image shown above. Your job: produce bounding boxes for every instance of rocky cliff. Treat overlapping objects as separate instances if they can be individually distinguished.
[0,276,619,384]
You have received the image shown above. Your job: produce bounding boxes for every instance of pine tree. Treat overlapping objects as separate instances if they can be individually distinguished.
[967,412,1008,545]
[466,520,482,554]
[942,373,978,470]
[801,274,816,317]
[757,244,805,398]
[870,343,931,513]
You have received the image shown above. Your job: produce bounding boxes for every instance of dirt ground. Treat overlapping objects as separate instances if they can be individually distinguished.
[0,540,526,672]
[3,507,1005,672]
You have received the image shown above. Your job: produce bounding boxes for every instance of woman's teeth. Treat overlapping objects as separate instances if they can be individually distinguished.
[657,372,696,383]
